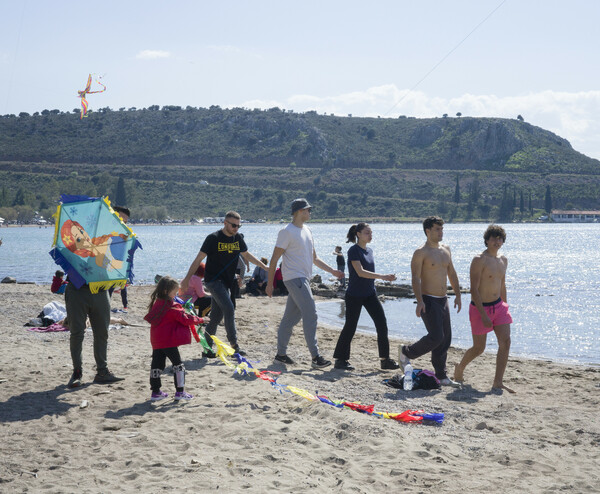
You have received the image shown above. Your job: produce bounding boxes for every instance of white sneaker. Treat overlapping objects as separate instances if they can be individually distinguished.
[440,377,461,388]
[398,346,411,367]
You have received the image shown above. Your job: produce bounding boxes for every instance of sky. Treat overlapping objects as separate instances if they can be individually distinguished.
[1,0,599,160]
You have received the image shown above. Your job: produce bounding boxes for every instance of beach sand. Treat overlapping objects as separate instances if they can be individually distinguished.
[0,284,598,493]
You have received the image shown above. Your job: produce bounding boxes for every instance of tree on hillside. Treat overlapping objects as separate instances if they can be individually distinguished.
[456,112,462,117]
[0,186,8,207]
[454,174,460,203]
[114,176,127,206]
[276,192,285,207]
[520,190,525,215]
[517,115,524,122]
[498,183,514,222]
[327,199,339,216]
[529,191,533,215]
[13,187,26,206]
[544,185,553,213]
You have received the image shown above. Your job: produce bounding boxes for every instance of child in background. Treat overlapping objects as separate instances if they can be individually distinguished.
[178,262,212,317]
[333,246,346,288]
[51,270,68,294]
[144,276,209,401]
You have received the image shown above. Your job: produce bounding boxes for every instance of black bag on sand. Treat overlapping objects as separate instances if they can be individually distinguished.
[383,369,441,390]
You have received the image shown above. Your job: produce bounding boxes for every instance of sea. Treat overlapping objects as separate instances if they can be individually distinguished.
[1,222,598,366]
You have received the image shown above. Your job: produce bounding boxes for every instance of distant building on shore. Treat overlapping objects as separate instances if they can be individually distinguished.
[551,210,600,223]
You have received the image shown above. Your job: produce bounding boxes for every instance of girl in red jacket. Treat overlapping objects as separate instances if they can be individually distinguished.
[144,276,209,401]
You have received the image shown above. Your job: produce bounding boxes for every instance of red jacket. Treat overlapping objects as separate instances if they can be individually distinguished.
[51,275,67,293]
[144,299,204,350]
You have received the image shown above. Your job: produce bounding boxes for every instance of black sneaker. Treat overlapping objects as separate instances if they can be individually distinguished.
[93,369,125,384]
[68,368,82,388]
[274,354,295,365]
[202,348,217,358]
[334,359,355,371]
[380,358,400,370]
[311,355,332,369]
[233,346,247,356]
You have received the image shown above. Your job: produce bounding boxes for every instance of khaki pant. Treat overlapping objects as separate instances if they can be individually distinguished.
[65,284,111,372]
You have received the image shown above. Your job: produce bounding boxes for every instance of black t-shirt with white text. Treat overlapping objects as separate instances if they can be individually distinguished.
[200,230,248,286]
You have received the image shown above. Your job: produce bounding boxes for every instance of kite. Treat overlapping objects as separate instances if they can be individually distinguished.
[208,334,444,425]
[77,74,106,119]
[49,195,142,293]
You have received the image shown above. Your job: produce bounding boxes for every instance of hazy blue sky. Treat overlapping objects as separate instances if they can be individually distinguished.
[2,0,599,159]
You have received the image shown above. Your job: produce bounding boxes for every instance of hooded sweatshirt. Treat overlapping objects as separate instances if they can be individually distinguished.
[144,298,204,350]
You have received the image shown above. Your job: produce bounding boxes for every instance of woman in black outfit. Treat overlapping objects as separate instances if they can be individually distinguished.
[333,223,400,371]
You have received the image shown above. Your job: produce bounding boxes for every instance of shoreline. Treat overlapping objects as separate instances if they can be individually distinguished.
[3,281,598,369]
[0,218,555,229]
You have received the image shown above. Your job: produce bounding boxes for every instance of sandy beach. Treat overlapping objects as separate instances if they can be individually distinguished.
[0,283,598,493]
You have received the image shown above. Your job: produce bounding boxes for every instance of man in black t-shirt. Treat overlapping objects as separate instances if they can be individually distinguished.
[180,211,267,355]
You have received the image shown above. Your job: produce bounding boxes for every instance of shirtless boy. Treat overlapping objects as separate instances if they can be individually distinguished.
[454,225,514,393]
[398,216,461,386]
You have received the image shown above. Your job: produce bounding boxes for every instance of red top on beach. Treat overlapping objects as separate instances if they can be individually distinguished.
[50,275,67,293]
[144,299,205,350]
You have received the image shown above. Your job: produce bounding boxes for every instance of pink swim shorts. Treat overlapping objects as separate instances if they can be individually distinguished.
[469,298,512,335]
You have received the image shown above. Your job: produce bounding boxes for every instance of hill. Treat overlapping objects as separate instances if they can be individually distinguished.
[0,106,599,222]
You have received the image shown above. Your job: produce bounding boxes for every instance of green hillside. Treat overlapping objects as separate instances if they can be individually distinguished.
[1,106,599,222]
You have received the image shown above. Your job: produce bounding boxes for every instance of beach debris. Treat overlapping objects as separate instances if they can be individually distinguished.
[1,276,16,283]
[80,400,89,409]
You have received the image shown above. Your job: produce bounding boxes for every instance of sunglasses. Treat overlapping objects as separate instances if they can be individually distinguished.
[226,220,242,229]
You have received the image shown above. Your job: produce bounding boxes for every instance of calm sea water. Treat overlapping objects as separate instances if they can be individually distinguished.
[1,223,598,365]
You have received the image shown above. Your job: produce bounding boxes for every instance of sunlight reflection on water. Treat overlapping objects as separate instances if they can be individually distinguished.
[2,222,598,364]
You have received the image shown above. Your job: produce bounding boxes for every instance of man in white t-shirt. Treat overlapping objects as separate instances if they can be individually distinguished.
[266,198,343,368]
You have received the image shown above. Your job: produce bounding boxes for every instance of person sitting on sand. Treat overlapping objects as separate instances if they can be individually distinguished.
[246,257,269,295]
[454,225,514,394]
[51,270,68,294]
[144,276,209,402]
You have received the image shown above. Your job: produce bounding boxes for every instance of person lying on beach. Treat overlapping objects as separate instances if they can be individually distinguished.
[454,225,515,394]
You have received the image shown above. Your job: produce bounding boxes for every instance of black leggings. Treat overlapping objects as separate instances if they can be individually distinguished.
[333,292,390,361]
[108,286,128,308]
[150,347,182,392]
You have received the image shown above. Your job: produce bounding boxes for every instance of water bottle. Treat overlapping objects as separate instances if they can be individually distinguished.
[403,364,413,391]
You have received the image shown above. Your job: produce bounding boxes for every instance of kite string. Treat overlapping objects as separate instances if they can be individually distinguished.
[384,0,507,116]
